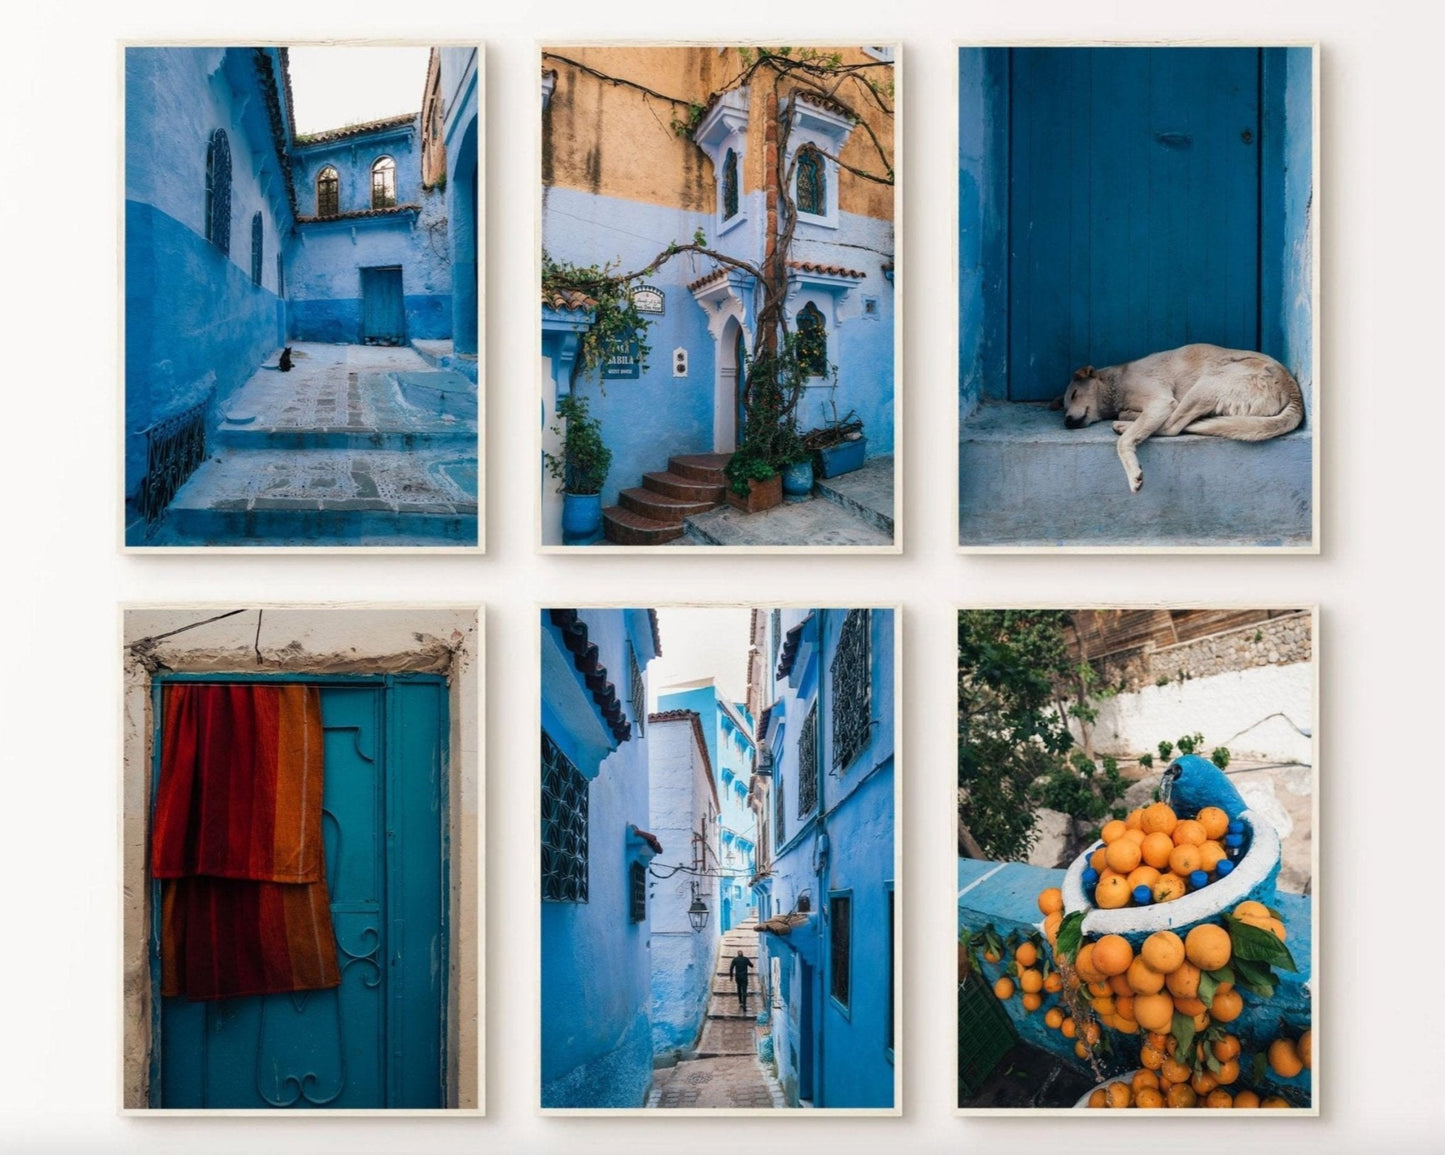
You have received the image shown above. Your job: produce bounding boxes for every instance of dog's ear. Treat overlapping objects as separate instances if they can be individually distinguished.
[1072,365,1094,381]
[1047,394,1065,411]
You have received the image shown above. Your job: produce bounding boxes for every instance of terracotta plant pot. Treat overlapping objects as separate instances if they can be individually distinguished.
[725,472,783,514]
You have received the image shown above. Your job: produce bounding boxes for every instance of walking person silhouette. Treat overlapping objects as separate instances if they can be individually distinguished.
[729,949,754,1013]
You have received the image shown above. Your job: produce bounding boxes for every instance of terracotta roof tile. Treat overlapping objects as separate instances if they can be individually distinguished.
[296,204,420,225]
[630,824,663,855]
[543,287,597,311]
[686,267,731,294]
[549,609,632,745]
[294,112,417,146]
[775,612,814,679]
[793,89,855,121]
[787,260,867,279]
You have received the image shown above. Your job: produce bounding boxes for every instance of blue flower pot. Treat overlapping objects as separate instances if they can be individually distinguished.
[781,460,814,502]
[562,492,603,543]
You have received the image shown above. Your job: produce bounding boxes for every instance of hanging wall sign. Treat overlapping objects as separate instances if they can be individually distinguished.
[631,285,665,314]
[602,337,642,380]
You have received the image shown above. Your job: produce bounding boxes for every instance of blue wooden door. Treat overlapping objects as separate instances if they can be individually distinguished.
[153,675,448,1109]
[361,266,406,346]
[1007,48,1261,400]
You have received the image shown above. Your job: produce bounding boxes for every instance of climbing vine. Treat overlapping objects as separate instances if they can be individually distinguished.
[541,47,895,487]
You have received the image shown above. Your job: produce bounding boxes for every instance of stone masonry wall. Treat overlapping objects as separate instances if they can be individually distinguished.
[1092,612,1311,692]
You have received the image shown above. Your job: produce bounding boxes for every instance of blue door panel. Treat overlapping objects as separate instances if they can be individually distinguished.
[1008,48,1262,400]
[362,267,406,346]
[154,677,447,1109]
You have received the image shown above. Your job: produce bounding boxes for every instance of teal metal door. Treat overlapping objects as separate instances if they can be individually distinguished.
[153,675,448,1109]
[1007,48,1262,399]
[361,266,406,346]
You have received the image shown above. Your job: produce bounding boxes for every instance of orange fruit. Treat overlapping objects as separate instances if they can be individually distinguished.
[1210,988,1244,1023]
[1080,1021,1101,1046]
[1172,996,1206,1016]
[1232,1089,1260,1108]
[1090,996,1115,1016]
[1127,956,1166,994]
[1127,865,1162,891]
[1092,935,1134,976]
[1115,994,1135,1020]
[1191,1069,1219,1095]
[983,950,1000,964]
[1152,874,1188,903]
[1044,971,1063,993]
[1133,992,1175,1032]
[1233,900,1270,920]
[1200,841,1228,871]
[1105,1081,1131,1108]
[1019,968,1043,993]
[1022,991,1042,1011]
[1213,1034,1241,1062]
[1268,1038,1304,1078]
[1142,802,1178,835]
[1109,973,1134,998]
[1075,943,1106,983]
[1016,941,1038,967]
[1044,1007,1064,1029]
[1125,808,1145,831]
[993,976,1014,1000]
[1095,875,1132,909]
[1165,961,1201,999]
[1088,1088,1106,1108]
[1168,844,1202,876]
[1140,1043,1165,1070]
[1165,1083,1198,1109]
[1038,887,1063,915]
[1090,847,1108,872]
[1146,1031,1170,1051]
[1185,923,1232,971]
[1197,806,1229,840]
[1172,819,1207,847]
[1061,1017,1076,1039]
[1105,839,1143,873]
[1141,831,1176,869]
[1204,1089,1234,1108]
[1132,1070,1160,1094]
[1123,828,1147,847]
[1114,1016,1140,1036]
[1216,1059,1240,1086]
[1075,1040,1090,1060]
[1043,910,1063,945]
[1135,1086,1165,1109]
[1101,819,1128,844]
[1141,930,1186,974]
[1299,1029,1312,1069]
[1160,1057,1192,1085]
[1261,1097,1291,1109]
[1087,980,1112,998]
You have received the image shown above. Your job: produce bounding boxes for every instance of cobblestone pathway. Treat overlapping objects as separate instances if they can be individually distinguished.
[648,918,788,1110]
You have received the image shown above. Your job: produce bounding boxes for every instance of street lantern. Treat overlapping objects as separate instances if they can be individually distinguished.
[686,895,710,934]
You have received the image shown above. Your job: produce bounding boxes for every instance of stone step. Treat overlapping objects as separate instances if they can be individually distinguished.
[814,453,895,536]
[152,447,478,547]
[215,426,476,451]
[602,505,684,546]
[617,487,715,525]
[668,453,731,484]
[959,402,1313,547]
[642,470,726,503]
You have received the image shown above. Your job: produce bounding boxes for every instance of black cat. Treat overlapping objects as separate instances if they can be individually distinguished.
[278,346,293,372]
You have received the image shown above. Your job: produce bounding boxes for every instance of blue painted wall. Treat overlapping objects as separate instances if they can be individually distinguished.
[958,857,1313,1102]
[541,609,659,1108]
[124,47,292,507]
[958,46,1314,417]
[441,48,480,357]
[288,120,452,344]
[756,608,895,1108]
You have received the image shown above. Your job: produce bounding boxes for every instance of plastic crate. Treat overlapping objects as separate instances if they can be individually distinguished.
[958,973,1018,1099]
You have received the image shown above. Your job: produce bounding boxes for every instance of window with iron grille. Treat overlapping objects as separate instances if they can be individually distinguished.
[205,129,232,254]
[798,702,818,818]
[541,730,588,902]
[722,148,739,220]
[250,213,263,286]
[371,156,397,208]
[775,767,786,848]
[829,893,851,1009]
[770,609,782,669]
[795,146,825,215]
[316,165,339,217]
[797,302,827,377]
[831,609,871,770]
[629,860,647,923]
[628,642,645,738]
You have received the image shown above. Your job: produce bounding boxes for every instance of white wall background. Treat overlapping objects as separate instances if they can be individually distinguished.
[3,0,1442,1150]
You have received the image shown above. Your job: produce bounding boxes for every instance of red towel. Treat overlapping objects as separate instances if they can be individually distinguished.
[152,684,340,1000]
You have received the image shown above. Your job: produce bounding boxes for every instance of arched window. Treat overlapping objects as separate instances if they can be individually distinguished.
[722,148,739,220]
[204,129,231,254]
[795,146,825,216]
[797,302,827,377]
[250,213,263,286]
[316,165,339,217]
[371,156,396,209]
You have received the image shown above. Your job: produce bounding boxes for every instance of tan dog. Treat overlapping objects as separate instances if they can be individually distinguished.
[1058,344,1304,493]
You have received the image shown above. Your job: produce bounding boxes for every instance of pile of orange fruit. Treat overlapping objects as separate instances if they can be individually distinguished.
[1080,801,1238,909]
[1081,1027,1313,1108]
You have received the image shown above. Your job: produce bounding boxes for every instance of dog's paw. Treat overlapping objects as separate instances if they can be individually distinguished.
[1125,467,1144,493]
[1112,421,1130,435]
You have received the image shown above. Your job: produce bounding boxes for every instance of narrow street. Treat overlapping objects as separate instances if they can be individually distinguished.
[648,917,787,1109]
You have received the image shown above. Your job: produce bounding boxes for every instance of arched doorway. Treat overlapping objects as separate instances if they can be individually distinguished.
[715,317,748,452]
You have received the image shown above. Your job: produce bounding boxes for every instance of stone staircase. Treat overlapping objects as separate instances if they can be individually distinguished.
[602,453,731,546]
[705,916,762,1027]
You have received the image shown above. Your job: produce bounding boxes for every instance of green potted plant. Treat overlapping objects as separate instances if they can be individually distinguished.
[776,423,814,503]
[724,440,783,513]
[544,393,612,542]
